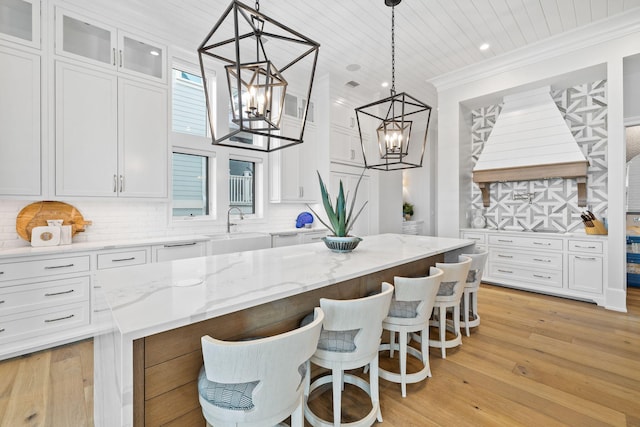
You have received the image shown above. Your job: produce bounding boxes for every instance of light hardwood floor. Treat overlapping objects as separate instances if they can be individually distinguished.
[1,285,639,427]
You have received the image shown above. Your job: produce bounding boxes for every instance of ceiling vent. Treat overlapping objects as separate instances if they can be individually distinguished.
[345,80,360,88]
[473,86,589,207]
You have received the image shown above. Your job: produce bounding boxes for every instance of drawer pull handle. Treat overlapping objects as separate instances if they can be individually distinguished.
[575,256,596,261]
[533,274,551,279]
[497,269,513,274]
[94,308,111,313]
[497,239,513,243]
[575,245,596,249]
[44,314,75,323]
[497,254,513,258]
[112,257,136,262]
[164,242,197,248]
[44,264,74,270]
[533,258,551,263]
[469,237,481,241]
[533,242,551,246]
[45,289,74,297]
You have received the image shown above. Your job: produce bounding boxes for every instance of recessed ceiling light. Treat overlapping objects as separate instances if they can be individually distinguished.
[150,50,160,56]
[346,64,361,72]
[479,43,490,51]
[381,82,389,88]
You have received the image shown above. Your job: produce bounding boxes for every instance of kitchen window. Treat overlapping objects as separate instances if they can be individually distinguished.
[172,68,208,137]
[229,159,255,215]
[170,61,217,220]
[172,152,211,217]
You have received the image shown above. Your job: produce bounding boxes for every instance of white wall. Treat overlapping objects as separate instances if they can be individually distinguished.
[431,9,640,312]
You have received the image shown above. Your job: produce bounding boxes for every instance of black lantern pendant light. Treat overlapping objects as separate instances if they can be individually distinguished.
[198,0,320,152]
[355,0,432,170]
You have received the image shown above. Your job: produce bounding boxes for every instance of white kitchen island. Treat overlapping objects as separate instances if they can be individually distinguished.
[93,233,474,427]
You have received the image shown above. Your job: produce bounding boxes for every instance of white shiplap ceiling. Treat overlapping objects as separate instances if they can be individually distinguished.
[71,0,640,98]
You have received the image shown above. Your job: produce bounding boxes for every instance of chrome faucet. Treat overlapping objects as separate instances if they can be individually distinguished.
[227,207,244,233]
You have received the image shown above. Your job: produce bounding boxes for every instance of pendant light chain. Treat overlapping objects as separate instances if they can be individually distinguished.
[255,0,259,11]
[391,3,396,95]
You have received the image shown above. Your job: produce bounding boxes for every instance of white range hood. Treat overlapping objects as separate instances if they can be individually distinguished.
[473,86,589,207]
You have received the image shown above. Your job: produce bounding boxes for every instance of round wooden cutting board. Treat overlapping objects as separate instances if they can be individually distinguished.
[16,201,92,242]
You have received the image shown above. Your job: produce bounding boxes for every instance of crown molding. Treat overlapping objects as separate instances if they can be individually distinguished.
[429,8,640,93]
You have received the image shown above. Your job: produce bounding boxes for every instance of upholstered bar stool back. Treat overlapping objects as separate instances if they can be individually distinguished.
[460,250,488,337]
[198,307,324,427]
[378,266,443,397]
[428,256,472,359]
[305,282,393,427]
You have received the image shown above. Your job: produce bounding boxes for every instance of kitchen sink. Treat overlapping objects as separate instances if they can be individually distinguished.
[207,232,271,254]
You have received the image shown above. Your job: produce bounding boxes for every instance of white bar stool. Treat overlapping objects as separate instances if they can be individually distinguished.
[428,256,472,359]
[198,307,324,427]
[304,282,393,427]
[378,267,443,397]
[460,250,488,337]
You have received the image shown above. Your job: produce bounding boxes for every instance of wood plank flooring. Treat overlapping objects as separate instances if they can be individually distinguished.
[1,285,639,427]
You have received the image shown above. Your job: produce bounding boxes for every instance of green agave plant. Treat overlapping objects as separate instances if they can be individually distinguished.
[307,171,368,237]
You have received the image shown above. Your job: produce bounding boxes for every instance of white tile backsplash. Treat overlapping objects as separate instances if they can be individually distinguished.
[0,199,322,249]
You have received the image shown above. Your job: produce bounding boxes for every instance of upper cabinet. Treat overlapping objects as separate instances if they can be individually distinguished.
[270,116,319,203]
[54,8,166,83]
[55,61,168,198]
[329,99,372,167]
[0,0,40,49]
[0,45,40,196]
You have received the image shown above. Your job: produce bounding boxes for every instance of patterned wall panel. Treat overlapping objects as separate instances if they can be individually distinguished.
[469,81,608,232]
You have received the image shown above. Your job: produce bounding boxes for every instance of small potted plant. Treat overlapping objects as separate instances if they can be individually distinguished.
[403,202,414,220]
[307,171,368,253]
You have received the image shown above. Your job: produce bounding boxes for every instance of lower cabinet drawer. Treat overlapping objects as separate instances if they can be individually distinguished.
[0,255,90,282]
[0,276,90,317]
[490,264,563,288]
[490,249,563,270]
[98,249,147,269]
[0,302,90,344]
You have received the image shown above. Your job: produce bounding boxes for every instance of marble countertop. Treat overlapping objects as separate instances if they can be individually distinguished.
[459,228,608,239]
[95,233,473,340]
[0,234,213,259]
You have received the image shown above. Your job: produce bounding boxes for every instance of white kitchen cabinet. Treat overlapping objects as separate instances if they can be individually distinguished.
[567,239,604,294]
[152,241,207,262]
[0,253,92,358]
[0,0,40,49]
[271,230,327,247]
[329,99,372,166]
[330,171,371,237]
[55,60,168,198]
[0,45,40,196]
[55,7,166,82]
[460,229,608,306]
[271,231,300,248]
[270,117,318,203]
[300,230,327,244]
[97,248,148,269]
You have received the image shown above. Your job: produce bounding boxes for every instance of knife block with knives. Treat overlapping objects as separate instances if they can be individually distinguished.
[581,210,607,235]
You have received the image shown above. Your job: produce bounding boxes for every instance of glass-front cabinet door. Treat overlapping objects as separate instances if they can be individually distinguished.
[55,8,116,67]
[55,8,166,82]
[0,0,40,49]
[119,32,165,81]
